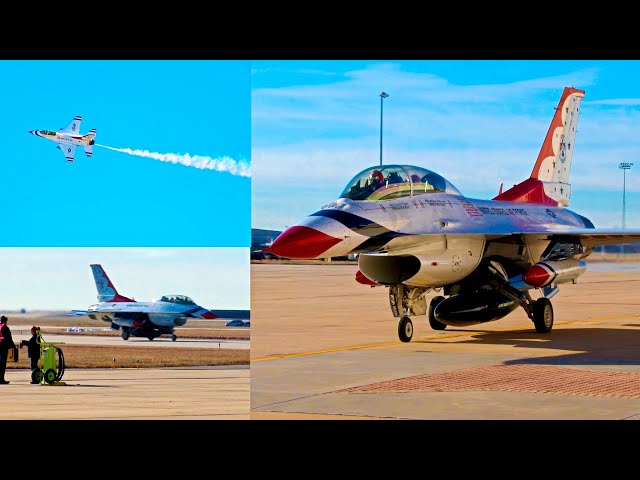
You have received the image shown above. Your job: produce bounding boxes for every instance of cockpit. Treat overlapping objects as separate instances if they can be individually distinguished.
[157,295,196,305]
[40,130,56,136]
[339,165,462,201]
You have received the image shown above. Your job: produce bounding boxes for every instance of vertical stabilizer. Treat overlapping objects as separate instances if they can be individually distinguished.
[494,87,585,207]
[90,264,134,302]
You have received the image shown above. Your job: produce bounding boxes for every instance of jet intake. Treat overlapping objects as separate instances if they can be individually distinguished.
[358,255,421,285]
[434,292,519,326]
[358,237,484,287]
[522,258,586,288]
[355,269,379,286]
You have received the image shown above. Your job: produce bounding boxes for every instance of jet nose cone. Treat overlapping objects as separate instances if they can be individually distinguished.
[29,130,34,135]
[268,225,342,259]
[201,311,218,319]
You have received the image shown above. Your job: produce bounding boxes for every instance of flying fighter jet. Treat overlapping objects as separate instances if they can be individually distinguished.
[68,264,218,341]
[266,86,640,342]
[29,115,96,162]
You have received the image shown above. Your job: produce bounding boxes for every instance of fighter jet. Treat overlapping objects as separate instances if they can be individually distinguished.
[68,264,218,341]
[266,86,640,342]
[29,115,96,162]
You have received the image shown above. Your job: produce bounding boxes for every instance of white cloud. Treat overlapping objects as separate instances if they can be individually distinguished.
[587,98,640,106]
[0,247,250,311]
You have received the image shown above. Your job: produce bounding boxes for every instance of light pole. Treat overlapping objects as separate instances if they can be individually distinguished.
[379,92,389,166]
[619,162,633,257]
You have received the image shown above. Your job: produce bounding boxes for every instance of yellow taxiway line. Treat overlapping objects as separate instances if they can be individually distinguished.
[251,313,640,362]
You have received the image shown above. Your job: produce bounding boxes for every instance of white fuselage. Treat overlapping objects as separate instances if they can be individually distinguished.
[301,194,589,258]
[88,301,208,327]
[34,130,93,147]
[270,193,593,288]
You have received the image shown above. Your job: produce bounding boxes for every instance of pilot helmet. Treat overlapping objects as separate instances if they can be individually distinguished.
[369,170,384,185]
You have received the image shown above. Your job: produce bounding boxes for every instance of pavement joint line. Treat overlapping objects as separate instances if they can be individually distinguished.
[252,313,640,362]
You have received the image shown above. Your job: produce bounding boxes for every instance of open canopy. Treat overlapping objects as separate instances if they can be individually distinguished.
[339,165,462,201]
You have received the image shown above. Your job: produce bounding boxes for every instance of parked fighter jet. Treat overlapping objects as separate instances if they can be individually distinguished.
[68,264,217,341]
[29,115,96,162]
[266,86,640,342]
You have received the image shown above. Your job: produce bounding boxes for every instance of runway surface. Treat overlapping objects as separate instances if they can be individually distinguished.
[8,331,250,350]
[0,322,249,419]
[0,366,249,420]
[251,262,640,420]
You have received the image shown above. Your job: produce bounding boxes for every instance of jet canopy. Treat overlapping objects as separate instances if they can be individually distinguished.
[157,295,196,305]
[339,165,462,201]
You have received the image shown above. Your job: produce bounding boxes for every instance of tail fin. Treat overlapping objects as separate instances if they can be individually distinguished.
[90,264,134,302]
[83,145,93,157]
[82,128,96,140]
[493,86,585,207]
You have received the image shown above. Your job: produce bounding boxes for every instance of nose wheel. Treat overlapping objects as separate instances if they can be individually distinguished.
[398,315,414,343]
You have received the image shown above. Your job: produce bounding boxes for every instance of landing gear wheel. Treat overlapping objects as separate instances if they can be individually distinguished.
[428,295,447,330]
[148,336,155,341]
[171,334,177,342]
[31,368,43,384]
[122,331,130,340]
[398,315,414,343]
[44,368,57,384]
[532,297,554,333]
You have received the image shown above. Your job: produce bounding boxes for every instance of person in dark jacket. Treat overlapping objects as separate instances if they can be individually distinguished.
[0,316,16,384]
[20,326,40,383]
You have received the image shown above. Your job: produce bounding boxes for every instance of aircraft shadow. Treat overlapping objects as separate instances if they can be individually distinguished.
[425,326,640,366]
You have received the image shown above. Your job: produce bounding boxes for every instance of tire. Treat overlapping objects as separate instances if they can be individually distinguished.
[532,297,554,333]
[428,295,447,330]
[122,331,130,340]
[31,369,43,384]
[44,368,57,384]
[171,335,177,342]
[398,316,414,343]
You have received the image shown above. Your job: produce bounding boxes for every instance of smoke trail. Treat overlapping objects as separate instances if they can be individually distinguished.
[96,144,251,177]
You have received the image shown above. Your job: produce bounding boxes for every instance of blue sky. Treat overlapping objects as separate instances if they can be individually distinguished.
[0,60,250,246]
[252,60,640,231]
[0,247,249,310]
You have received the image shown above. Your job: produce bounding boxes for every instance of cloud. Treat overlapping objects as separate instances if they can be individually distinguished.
[587,98,640,106]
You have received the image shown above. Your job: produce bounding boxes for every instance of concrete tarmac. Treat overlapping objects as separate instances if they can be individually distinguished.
[0,366,249,420]
[251,262,640,420]
[0,324,249,419]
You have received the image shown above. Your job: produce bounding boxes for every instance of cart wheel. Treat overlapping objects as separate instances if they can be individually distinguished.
[31,369,43,384]
[44,369,57,384]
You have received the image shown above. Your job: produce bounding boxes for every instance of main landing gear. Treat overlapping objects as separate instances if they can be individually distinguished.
[390,267,556,343]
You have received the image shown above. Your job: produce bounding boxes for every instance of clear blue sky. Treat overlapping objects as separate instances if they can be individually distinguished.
[0,60,250,246]
[252,60,640,231]
[0,247,249,311]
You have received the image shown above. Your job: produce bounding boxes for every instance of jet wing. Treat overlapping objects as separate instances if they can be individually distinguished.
[382,227,640,256]
[520,228,640,249]
[66,310,90,317]
[59,115,82,134]
[59,143,76,162]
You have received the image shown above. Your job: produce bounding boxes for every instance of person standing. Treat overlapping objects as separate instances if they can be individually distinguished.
[0,316,16,384]
[20,326,40,384]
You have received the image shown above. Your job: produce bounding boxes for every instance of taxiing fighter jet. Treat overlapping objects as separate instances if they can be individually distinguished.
[68,264,217,341]
[267,86,640,342]
[29,115,96,162]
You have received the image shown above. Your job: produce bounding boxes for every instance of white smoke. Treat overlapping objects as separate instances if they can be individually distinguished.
[96,145,251,177]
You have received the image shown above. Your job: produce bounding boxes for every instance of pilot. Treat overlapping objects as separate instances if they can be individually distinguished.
[386,171,403,184]
[368,170,385,190]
